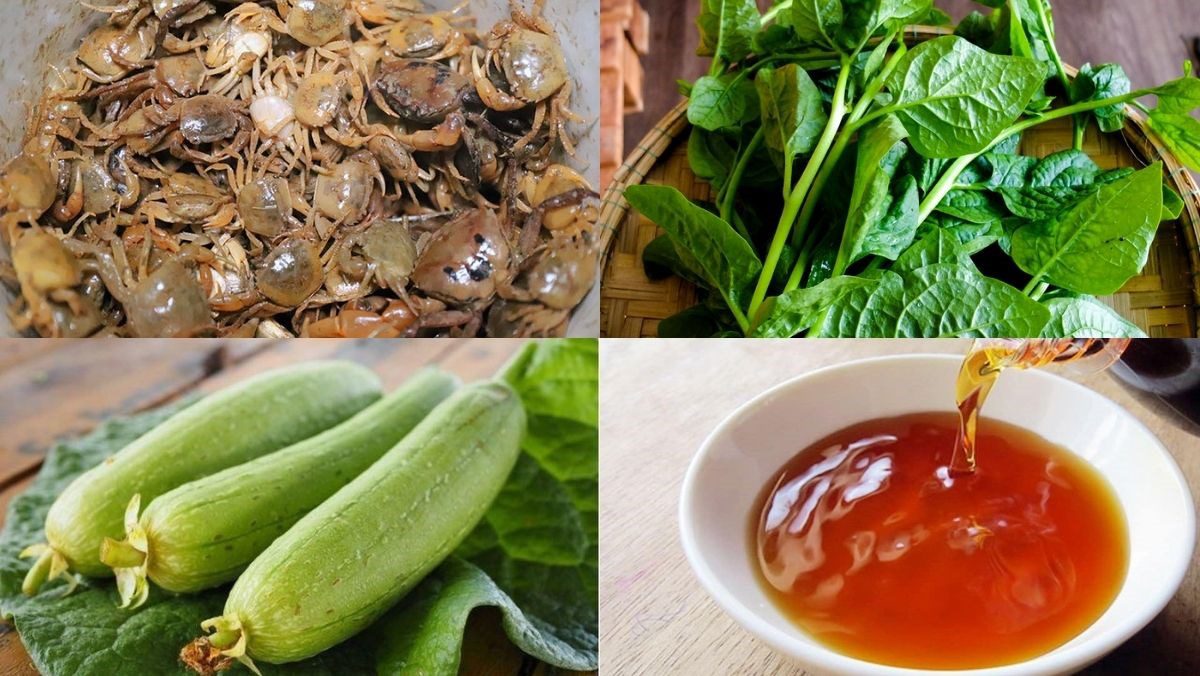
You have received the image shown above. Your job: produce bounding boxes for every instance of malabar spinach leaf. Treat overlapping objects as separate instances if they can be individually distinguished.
[813,265,1050,337]
[689,73,760,132]
[839,115,920,266]
[756,64,828,161]
[625,184,763,313]
[1040,296,1146,338]
[789,0,843,49]
[1071,63,1131,133]
[697,0,761,65]
[883,36,1044,157]
[1012,163,1164,295]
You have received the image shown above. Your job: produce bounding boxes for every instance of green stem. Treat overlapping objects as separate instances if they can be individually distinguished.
[762,0,791,25]
[1032,0,1084,151]
[1021,275,1044,296]
[721,127,764,227]
[918,153,979,224]
[731,303,751,335]
[1034,1,1071,94]
[783,223,822,291]
[826,40,909,278]
[1029,282,1050,301]
[916,88,1155,224]
[747,59,853,320]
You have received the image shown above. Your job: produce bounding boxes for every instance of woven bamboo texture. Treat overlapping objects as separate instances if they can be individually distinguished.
[599,29,1200,338]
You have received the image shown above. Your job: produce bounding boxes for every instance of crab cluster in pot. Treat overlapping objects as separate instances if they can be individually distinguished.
[0,0,598,337]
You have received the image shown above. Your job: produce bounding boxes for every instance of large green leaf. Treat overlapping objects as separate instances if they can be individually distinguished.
[814,265,1050,337]
[838,115,919,266]
[1146,112,1200,173]
[1071,63,1131,133]
[883,36,1044,157]
[696,0,761,64]
[752,276,878,337]
[1012,164,1163,295]
[1147,76,1200,172]
[0,343,600,676]
[625,184,763,313]
[755,64,828,161]
[688,73,760,132]
[893,228,977,273]
[789,0,843,48]
[1040,297,1146,338]
[840,0,932,50]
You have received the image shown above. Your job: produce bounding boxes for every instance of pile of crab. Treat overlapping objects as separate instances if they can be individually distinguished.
[0,0,598,337]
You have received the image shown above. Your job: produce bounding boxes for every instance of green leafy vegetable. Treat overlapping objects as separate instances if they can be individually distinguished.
[697,0,761,65]
[789,0,843,48]
[815,265,1051,337]
[1012,163,1163,295]
[880,37,1044,157]
[756,64,828,161]
[625,184,763,330]
[626,0,1195,337]
[836,115,919,269]
[1040,296,1147,338]
[688,73,760,131]
[1072,63,1131,133]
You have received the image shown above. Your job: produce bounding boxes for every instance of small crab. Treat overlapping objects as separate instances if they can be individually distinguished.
[387,12,470,61]
[0,155,57,233]
[115,95,251,164]
[139,172,238,231]
[372,58,471,124]
[277,0,352,48]
[471,0,581,156]
[6,230,95,337]
[76,20,157,84]
[301,295,418,337]
[410,208,511,306]
[84,54,208,112]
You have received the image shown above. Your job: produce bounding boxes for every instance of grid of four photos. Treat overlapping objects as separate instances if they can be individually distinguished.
[0,0,1197,674]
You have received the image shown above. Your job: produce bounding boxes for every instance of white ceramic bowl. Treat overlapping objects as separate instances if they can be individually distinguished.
[0,0,600,336]
[680,354,1197,676]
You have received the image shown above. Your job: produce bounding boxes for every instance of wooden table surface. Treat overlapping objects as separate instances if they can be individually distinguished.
[599,339,1200,675]
[0,339,591,676]
[624,0,1200,156]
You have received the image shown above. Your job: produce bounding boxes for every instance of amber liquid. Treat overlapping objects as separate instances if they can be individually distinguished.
[952,339,1118,474]
[753,413,1128,670]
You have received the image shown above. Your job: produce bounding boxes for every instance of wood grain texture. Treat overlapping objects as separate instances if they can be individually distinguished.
[624,0,1200,155]
[599,340,1200,675]
[0,339,590,676]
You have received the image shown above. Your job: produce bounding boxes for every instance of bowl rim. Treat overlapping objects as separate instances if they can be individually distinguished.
[678,353,1198,676]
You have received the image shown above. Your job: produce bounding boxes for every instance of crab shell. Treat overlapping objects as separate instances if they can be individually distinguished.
[499,28,569,103]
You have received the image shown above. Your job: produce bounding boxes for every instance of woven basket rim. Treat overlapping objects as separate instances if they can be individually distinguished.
[600,26,1200,335]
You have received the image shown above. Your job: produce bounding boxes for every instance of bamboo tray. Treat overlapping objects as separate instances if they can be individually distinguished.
[598,28,1200,338]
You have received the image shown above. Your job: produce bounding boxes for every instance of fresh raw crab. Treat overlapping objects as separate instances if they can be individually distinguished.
[0,0,595,337]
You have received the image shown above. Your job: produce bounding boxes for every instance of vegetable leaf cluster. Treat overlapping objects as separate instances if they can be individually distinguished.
[627,0,1199,338]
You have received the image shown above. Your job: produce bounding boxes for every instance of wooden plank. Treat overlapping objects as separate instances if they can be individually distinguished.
[623,38,645,113]
[0,341,266,486]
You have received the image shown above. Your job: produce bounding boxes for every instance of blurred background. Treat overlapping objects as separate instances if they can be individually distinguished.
[601,0,1199,185]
